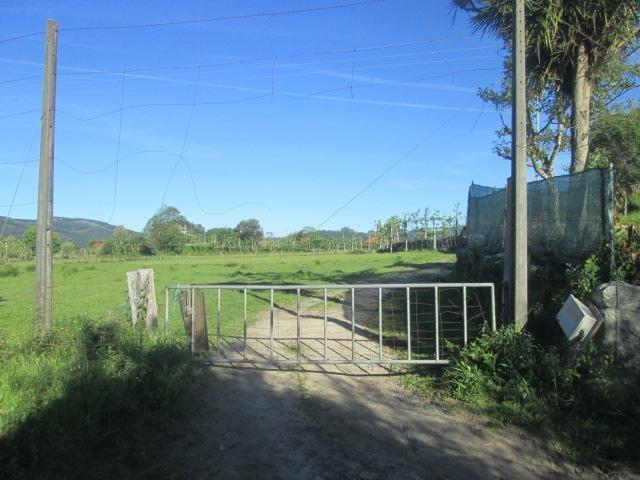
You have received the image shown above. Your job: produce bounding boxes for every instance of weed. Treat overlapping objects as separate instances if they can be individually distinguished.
[439,326,640,463]
[0,266,19,278]
[224,262,239,268]
[566,255,600,298]
[24,264,35,272]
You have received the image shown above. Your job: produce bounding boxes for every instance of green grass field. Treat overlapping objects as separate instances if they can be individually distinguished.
[0,250,454,340]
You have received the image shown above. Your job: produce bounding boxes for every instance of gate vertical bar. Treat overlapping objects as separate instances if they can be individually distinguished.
[190,288,195,354]
[164,286,169,335]
[296,288,301,362]
[269,289,274,361]
[406,287,411,360]
[463,286,468,346]
[323,288,328,360]
[351,287,355,361]
[490,284,497,331]
[434,286,440,361]
[216,288,221,360]
[378,287,383,360]
[243,288,248,359]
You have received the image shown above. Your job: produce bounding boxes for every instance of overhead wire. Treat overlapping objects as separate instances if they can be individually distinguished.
[316,95,478,229]
[59,0,387,32]
[0,126,39,238]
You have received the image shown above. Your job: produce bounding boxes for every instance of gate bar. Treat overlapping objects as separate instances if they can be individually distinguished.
[296,288,301,362]
[406,287,411,361]
[351,287,355,361]
[378,287,383,361]
[463,285,468,346]
[243,288,247,358]
[216,288,221,360]
[434,286,439,361]
[490,284,497,331]
[164,286,169,335]
[269,289,274,361]
[323,288,328,360]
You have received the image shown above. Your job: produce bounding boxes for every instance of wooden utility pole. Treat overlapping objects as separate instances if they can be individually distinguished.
[511,0,528,329]
[35,19,58,331]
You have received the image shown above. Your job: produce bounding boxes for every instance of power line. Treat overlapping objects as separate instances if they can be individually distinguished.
[55,35,485,78]
[0,109,40,120]
[0,31,44,47]
[60,0,387,32]
[0,74,42,86]
[57,93,271,122]
[316,96,478,229]
[108,47,127,223]
[0,127,39,238]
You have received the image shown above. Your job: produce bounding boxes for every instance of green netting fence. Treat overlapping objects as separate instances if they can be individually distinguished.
[466,168,614,262]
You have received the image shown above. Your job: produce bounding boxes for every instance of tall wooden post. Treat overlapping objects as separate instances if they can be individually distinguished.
[35,19,58,331]
[511,0,528,329]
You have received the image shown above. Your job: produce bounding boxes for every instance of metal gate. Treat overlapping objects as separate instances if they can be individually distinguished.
[165,283,496,365]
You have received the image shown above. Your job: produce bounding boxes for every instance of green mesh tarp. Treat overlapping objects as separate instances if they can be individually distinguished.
[466,169,614,262]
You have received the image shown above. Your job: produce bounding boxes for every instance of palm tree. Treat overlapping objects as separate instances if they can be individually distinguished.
[452,0,639,173]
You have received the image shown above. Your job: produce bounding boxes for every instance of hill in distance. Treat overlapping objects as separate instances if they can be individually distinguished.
[0,216,127,247]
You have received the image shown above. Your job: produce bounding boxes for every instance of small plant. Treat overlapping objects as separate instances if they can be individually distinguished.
[0,265,19,278]
[566,255,600,298]
[24,264,35,272]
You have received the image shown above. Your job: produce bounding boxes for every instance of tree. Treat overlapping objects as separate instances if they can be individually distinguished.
[143,206,188,254]
[453,0,639,173]
[22,226,61,256]
[234,219,263,242]
[588,104,640,212]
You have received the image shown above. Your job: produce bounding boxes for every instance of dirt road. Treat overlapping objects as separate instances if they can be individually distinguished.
[122,263,605,480]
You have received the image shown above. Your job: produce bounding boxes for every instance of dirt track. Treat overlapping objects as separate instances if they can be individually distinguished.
[112,263,607,479]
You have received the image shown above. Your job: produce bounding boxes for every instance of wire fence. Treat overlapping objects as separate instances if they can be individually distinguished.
[466,168,615,262]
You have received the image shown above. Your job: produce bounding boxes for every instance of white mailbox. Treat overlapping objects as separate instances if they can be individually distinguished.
[556,295,598,341]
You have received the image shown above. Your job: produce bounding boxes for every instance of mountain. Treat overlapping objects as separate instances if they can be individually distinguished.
[0,216,127,247]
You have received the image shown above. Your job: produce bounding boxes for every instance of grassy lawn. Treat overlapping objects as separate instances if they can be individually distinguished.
[0,250,454,340]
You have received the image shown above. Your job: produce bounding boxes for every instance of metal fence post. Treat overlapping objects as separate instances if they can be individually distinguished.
[164,286,169,335]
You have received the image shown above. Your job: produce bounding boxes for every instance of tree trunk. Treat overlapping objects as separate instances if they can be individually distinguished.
[570,43,592,173]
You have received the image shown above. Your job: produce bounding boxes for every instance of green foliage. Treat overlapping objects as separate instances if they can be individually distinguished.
[22,226,61,256]
[234,219,263,241]
[589,105,640,205]
[0,265,19,278]
[143,206,188,254]
[440,326,640,462]
[0,317,197,478]
[566,255,601,298]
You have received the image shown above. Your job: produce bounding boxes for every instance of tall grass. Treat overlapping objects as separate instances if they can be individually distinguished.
[0,317,198,479]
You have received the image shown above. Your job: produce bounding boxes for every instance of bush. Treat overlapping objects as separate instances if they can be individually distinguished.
[566,255,601,298]
[0,265,19,278]
[442,326,640,462]
[0,317,198,478]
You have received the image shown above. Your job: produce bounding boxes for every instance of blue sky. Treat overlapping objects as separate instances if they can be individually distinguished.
[2,0,524,236]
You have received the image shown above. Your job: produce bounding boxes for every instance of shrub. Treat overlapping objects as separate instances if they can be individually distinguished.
[442,326,640,462]
[0,265,19,278]
[566,255,600,298]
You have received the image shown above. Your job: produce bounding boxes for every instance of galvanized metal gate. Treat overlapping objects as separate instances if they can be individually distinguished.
[165,283,495,365]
